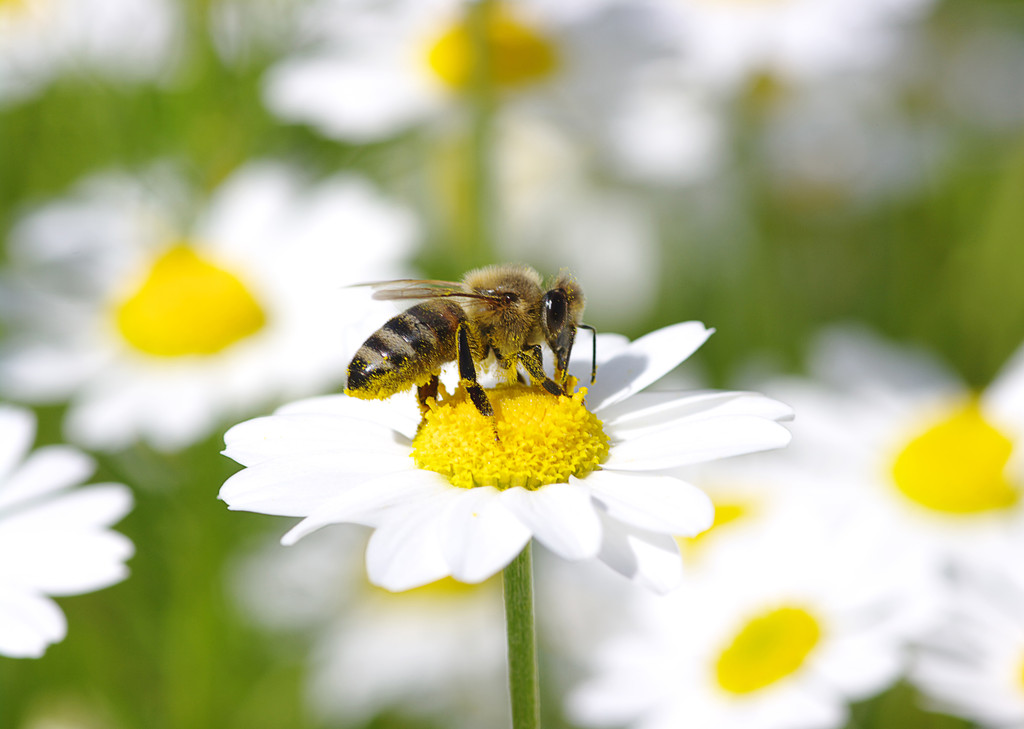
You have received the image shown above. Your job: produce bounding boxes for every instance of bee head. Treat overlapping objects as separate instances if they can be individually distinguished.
[542,273,586,385]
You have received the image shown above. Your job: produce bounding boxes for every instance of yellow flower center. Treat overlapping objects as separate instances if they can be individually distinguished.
[715,606,822,695]
[426,4,559,91]
[114,244,267,358]
[412,383,609,490]
[891,401,1020,515]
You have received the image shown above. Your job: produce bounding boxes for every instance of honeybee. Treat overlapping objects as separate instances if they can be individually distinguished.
[345,263,596,421]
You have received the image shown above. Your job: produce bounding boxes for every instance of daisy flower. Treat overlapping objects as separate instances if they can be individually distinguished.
[0,162,417,451]
[567,507,938,729]
[232,527,509,728]
[652,0,936,92]
[911,539,1024,727]
[261,0,668,145]
[0,0,180,105]
[220,321,792,593]
[765,327,1024,566]
[0,404,133,658]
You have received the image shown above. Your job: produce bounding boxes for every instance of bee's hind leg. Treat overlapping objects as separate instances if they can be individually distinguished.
[416,374,440,417]
[457,324,498,440]
[519,345,565,397]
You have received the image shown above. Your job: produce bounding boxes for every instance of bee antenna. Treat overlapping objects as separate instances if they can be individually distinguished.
[578,324,598,384]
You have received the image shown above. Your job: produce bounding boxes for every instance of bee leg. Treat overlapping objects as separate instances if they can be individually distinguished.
[457,324,499,440]
[493,348,521,385]
[417,374,440,417]
[519,345,564,397]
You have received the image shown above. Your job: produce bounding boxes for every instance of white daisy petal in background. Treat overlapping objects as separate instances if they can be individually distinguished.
[911,539,1024,727]
[221,321,792,593]
[0,162,417,452]
[762,327,1024,567]
[603,66,725,186]
[231,527,509,728]
[756,75,947,207]
[652,0,936,91]
[425,111,665,327]
[0,405,134,659]
[567,508,938,729]
[262,0,669,146]
[0,0,181,105]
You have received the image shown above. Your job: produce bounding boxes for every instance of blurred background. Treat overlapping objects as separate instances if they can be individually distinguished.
[2,0,1024,727]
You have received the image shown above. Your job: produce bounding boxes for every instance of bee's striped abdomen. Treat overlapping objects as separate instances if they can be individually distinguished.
[346,300,465,400]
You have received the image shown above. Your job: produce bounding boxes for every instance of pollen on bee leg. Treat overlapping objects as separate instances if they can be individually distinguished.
[411,383,609,491]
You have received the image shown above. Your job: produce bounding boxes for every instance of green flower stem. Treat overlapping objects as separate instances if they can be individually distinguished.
[503,541,541,729]
[465,0,497,267]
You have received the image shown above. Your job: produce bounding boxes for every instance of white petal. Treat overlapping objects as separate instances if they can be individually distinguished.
[275,394,419,440]
[0,530,134,597]
[281,469,450,545]
[500,483,602,561]
[264,55,437,143]
[219,453,414,517]
[0,590,66,659]
[603,415,792,471]
[985,338,1024,433]
[587,322,713,412]
[583,471,713,536]
[596,513,684,594]
[364,488,460,591]
[0,484,132,534]
[439,487,532,584]
[568,333,631,387]
[0,445,94,512]
[601,390,793,434]
[0,405,35,484]
[223,413,409,468]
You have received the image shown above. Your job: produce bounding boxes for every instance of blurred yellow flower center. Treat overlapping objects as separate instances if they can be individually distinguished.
[372,575,485,600]
[412,383,609,490]
[715,606,822,695]
[678,499,751,558]
[114,244,267,358]
[426,5,559,91]
[892,401,1020,514]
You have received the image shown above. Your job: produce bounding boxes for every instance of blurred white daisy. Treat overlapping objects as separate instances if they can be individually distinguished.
[653,0,936,91]
[0,0,181,104]
[233,526,508,728]
[766,327,1024,566]
[568,509,937,729]
[669,450,833,575]
[0,405,133,658]
[0,162,417,451]
[911,540,1024,727]
[756,76,946,208]
[424,112,664,327]
[221,321,792,593]
[262,0,668,145]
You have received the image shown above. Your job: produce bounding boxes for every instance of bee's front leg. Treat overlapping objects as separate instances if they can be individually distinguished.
[518,345,564,397]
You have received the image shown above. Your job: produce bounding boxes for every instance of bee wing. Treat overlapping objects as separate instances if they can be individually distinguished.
[351,279,501,303]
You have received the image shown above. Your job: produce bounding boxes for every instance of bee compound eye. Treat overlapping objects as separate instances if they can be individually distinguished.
[544,290,568,332]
